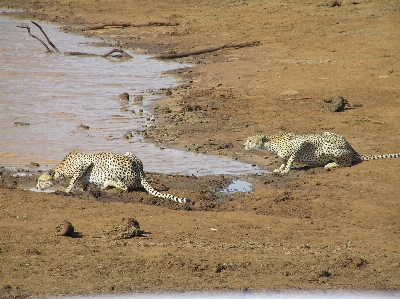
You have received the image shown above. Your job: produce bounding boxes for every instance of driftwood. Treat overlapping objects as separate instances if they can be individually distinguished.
[18,21,132,59]
[31,21,61,54]
[63,52,99,57]
[154,40,261,59]
[360,117,385,124]
[85,21,179,31]
[17,24,54,53]
[64,48,132,58]
[102,48,132,58]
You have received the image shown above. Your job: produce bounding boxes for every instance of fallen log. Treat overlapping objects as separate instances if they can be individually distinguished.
[85,21,179,30]
[154,40,261,59]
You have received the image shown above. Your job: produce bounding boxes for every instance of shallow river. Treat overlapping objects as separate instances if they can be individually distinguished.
[0,13,263,176]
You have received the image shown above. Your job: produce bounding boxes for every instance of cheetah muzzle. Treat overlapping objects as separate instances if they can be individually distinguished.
[36,151,189,204]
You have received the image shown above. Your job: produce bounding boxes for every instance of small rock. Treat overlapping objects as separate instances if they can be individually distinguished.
[215,263,226,273]
[14,122,30,127]
[154,105,172,114]
[77,124,90,130]
[165,89,172,96]
[319,270,332,278]
[56,220,75,237]
[116,92,129,102]
[122,132,132,140]
[324,96,348,112]
[329,0,341,7]
[29,162,40,168]
[180,104,202,113]
[134,95,143,102]
[217,142,234,150]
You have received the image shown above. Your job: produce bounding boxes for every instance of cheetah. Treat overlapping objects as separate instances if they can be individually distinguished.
[244,131,400,174]
[36,151,188,203]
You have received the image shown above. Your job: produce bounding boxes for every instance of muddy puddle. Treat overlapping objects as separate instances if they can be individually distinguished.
[0,14,265,177]
[220,180,253,194]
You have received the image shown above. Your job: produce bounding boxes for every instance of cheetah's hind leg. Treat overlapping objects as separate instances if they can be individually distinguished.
[324,157,352,170]
[102,179,128,191]
[324,162,341,169]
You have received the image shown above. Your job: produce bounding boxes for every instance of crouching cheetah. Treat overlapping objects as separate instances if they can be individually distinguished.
[244,131,400,174]
[36,151,188,203]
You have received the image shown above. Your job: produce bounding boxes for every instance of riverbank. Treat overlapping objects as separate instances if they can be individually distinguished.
[1,1,400,297]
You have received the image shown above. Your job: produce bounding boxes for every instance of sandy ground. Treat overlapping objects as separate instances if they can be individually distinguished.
[1,0,400,297]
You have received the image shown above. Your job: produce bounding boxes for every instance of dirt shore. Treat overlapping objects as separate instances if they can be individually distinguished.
[1,1,400,297]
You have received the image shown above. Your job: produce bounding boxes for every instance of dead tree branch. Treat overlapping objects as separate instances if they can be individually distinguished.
[63,52,99,57]
[31,21,61,54]
[17,24,54,53]
[63,48,132,58]
[18,21,132,59]
[154,40,261,59]
[85,21,179,31]
[102,48,132,58]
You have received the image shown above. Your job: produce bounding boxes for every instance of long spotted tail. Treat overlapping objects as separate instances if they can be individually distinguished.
[360,153,400,161]
[140,175,188,204]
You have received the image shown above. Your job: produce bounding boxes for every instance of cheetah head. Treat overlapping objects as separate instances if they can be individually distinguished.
[243,135,267,150]
[36,169,56,190]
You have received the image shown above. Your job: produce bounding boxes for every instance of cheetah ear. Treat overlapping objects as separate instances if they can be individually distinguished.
[261,135,268,142]
[47,168,55,177]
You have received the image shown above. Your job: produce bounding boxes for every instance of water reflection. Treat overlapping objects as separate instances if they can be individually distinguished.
[220,180,253,193]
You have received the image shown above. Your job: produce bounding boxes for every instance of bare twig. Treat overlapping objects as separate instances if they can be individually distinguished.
[85,21,179,31]
[64,48,132,58]
[154,40,261,59]
[360,117,385,124]
[102,48,132,58]
[63,52,99,56]
[17,24,54,53]
[19,21,132,59]
[86,23,132,30]
[31,21,61,54]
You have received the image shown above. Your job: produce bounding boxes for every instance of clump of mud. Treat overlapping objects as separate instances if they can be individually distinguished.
[107,217,141,240]
[323,96,348,112]
[56,220,75,237]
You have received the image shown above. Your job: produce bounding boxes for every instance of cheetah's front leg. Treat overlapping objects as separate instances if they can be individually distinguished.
[273,163,286,173]
[274,155,296,174]
[65,162,93,193]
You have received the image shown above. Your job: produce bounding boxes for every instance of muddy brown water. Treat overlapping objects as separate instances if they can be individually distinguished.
[0,14,264,176]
